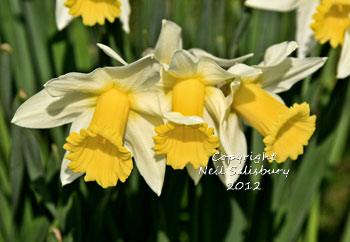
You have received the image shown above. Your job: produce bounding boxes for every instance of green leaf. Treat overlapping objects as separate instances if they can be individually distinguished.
[304,193,320,242]
[0,51,13,119]
[0,0,37,96]
[341,206,350,242]
[22,1,53,84]
[0,191,13,242]
[22,130,44,181]
[329,79,350,165]
[9,126,24,215]
[20,199,50,242]
[223,198,247,242]
[0,105,11,197]
[69,21,94,71]
[0,104,10,162]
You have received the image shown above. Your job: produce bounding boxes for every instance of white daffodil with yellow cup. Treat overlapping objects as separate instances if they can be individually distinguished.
[12,52,166,195]
[152,49,234,170]
[190,41,326,184]
[245,0,350,79]
[148,20,261,185]
[55,0,131,32]
[227,42,326,161]
[228,41,326,162]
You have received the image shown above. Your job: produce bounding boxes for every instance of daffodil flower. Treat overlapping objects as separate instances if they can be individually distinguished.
[222,42,326,164]
[152,22,229,170]
[311,0,350,78]
[152,49,235,170]
[198,42,325,185]
[55,0,131,32]
[148,19,262,186]
[245,0,350,79]
[12,53,166,195]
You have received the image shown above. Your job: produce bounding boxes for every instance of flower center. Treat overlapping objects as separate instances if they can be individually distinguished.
[231,82,316,163]
[311,0,350,47]
[64,0,121,26]
[153,77,219,169]
[63,87,133,188]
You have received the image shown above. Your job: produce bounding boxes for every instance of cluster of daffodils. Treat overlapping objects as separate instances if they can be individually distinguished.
[56,0,131,32]
[12,20,326,195]
[245,0,350,79]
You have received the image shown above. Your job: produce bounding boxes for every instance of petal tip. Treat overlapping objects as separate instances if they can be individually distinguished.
[56,22,66,31]
[60,178,71,187]
[11,116,16,124]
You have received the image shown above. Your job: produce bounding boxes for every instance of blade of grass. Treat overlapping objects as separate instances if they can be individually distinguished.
[0,191,13,242]
[9,126,24,215]
[22,130,44,181]
[304,193,320,242]
[0,103,11,162]
[0,0,37,96]
[329,79,350,165]
[223,198,247,242]
[0,51,13,119]
[23,1,53,84]
[341,205,350,242]
[69,21,94,71]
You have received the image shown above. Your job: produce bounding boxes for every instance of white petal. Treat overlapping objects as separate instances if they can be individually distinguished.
[198,59,235,86]
[204,87,235,158]
[45,69,112,97]
[228,63,262,77]
[124,111,166,196]
[259,57,327,93]
[216,112,247,186]
[45,55,160,96]
[337,27,350,79]
[129,90,163,117]
[204,84,240,126]
[60,109,94,186]
[11,89,97,128]
[296,0,319,57]
[204,87,229,125]
[167,52,233,86]
[119,0,131,33]
[204,87,247,186]
[167,50,198,78]
[55,0,73,30]
[245,0,301,12]
[96,43,128,65]
[107,55,160,91]
[203,105,218,137]
[262,41,298,66]
[157,90,172,115]
[154,20,183,65]
[226,81,241,108]
[188,48,253,67]
[186,164,202,185]
[163,112,204,125]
